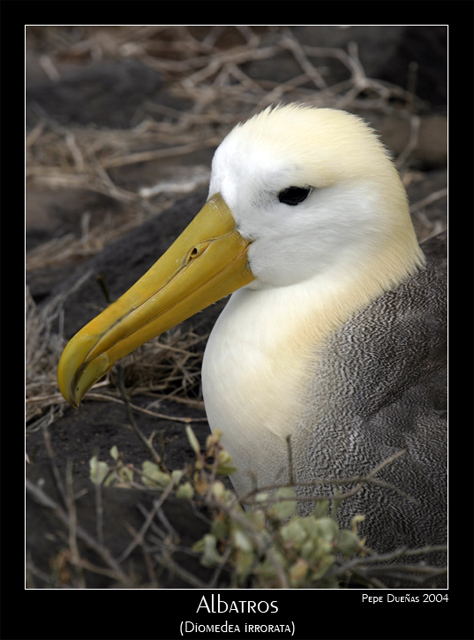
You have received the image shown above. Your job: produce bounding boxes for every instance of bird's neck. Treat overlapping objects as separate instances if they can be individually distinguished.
[201,233,424,496]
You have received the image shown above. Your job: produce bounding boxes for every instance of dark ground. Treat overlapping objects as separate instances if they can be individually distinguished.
[26,26,447,591]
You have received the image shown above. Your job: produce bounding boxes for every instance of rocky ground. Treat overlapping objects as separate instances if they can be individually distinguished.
[26,26,447,590]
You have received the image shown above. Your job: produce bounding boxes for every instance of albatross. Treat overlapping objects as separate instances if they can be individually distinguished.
[58,104,447,560]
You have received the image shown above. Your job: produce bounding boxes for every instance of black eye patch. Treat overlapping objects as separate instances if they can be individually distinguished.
[278,186,311,206]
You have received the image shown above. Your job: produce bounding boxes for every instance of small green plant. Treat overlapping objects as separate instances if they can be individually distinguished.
[89,445,134,486]
[87,426,235,498]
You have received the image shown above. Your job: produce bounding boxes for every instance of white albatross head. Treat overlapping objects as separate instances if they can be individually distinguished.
[57,104,424,406]
[210,103,422,288]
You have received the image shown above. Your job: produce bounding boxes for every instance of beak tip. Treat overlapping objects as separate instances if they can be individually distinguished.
[57,335,110,408]
[58,372,85,408]
[69,396,80,410]
[58,384,78,408]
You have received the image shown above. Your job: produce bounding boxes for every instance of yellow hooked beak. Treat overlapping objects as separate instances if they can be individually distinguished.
[57,193,254,407]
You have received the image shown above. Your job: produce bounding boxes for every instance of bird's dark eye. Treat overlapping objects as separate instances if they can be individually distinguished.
[278,186,311,206]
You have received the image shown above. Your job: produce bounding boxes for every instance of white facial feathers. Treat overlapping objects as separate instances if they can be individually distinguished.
[208,104,423,289]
